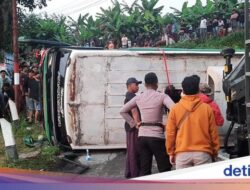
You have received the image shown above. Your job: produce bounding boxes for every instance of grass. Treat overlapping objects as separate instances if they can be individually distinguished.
[0,115,60,171]
[168,31,244,50]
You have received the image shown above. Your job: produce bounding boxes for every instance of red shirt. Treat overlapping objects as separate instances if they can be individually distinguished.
[199,93,224,126]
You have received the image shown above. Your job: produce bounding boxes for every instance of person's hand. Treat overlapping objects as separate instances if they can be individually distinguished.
[33,75,40,81]
[136,122,142,129]
[170,155,176,165]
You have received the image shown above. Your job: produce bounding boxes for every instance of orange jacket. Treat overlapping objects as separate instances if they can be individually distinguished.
[166,95,220,157]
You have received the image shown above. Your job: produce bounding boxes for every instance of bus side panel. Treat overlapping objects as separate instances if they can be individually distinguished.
[65,57,107,146]
[63,52,242,149]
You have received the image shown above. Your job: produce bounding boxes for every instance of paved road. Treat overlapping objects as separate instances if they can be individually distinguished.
[53,150,159,179]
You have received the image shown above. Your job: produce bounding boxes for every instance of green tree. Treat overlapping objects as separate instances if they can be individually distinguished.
[214,0,238,16]
[96,0,165,47]
[0,0,12,51]
[68,14,101,45]
[18,0,48,10]
[96,0,124,47]
[138,0,163,16]
[4,0,241,51]
[170,0,241,27]
[19,12,41,39]
[121,0,144,42]
[170,0,216,26]
[0,0,48,51]
[19,13,73,43]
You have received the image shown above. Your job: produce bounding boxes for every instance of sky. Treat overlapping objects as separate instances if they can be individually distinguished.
[33,0,207,19]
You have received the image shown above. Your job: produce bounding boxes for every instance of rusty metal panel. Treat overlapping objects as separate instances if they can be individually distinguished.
[105,119,126,144]
[106,107,122,119]
[107,83,181,96]
[63,50,243,150]
[109,56,186,71]
[78,105,106,145]
[64,56,107,147]
[108,70,207,84]
[107,95,124,107]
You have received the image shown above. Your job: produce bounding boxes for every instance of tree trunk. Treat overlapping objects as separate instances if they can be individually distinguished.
[0,0,12,52]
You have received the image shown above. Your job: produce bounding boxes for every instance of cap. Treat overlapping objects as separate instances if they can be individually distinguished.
[0,70,7,74]
[126,77,142,85]
[200,83,213,96]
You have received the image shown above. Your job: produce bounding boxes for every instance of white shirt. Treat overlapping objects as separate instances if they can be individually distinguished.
[0,76,11,90]
[200,19,207,29]
[218,20,224,27]
[121,37,128,47]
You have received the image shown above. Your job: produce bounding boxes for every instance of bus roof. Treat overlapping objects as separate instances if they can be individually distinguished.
[127,48,244,55]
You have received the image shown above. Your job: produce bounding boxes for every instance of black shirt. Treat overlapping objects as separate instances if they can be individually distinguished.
[239,13,244,23]
[212,20,218,27]
[0,93,4,117]
[28,78,40,101]
[223,18,229,28]
[23,75,29,93]
[2,87,14,101]
[124,92,140,132]
[207,24,213,32]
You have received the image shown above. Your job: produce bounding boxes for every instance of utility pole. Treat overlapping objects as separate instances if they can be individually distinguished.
[12,0,20,112]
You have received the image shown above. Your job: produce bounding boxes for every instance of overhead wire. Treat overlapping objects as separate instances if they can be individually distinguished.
[63,0,108,16]
[45,0,90,15]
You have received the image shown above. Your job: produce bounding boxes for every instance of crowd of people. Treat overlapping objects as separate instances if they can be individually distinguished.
[104,9,245,49]
[120,73,224,178]
[167,9,244,44]
[20,63,42,124]
[0,70,13,118]
[198,9,244,41]
[0,63,42,125]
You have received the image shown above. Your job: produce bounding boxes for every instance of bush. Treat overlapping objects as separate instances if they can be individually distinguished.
[168,31,244,50]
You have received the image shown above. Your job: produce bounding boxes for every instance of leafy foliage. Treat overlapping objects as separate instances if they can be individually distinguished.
[18,0,48,10]
[18,0,167,46]
[0,115,60,170]
[0,0,245,51]
[0,0,48,51]
[169,31,244,49]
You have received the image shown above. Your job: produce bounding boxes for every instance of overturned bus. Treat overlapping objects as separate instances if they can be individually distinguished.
[42,48,244,150]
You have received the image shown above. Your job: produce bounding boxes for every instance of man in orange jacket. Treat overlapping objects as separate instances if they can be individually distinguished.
[166,75,220,169]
